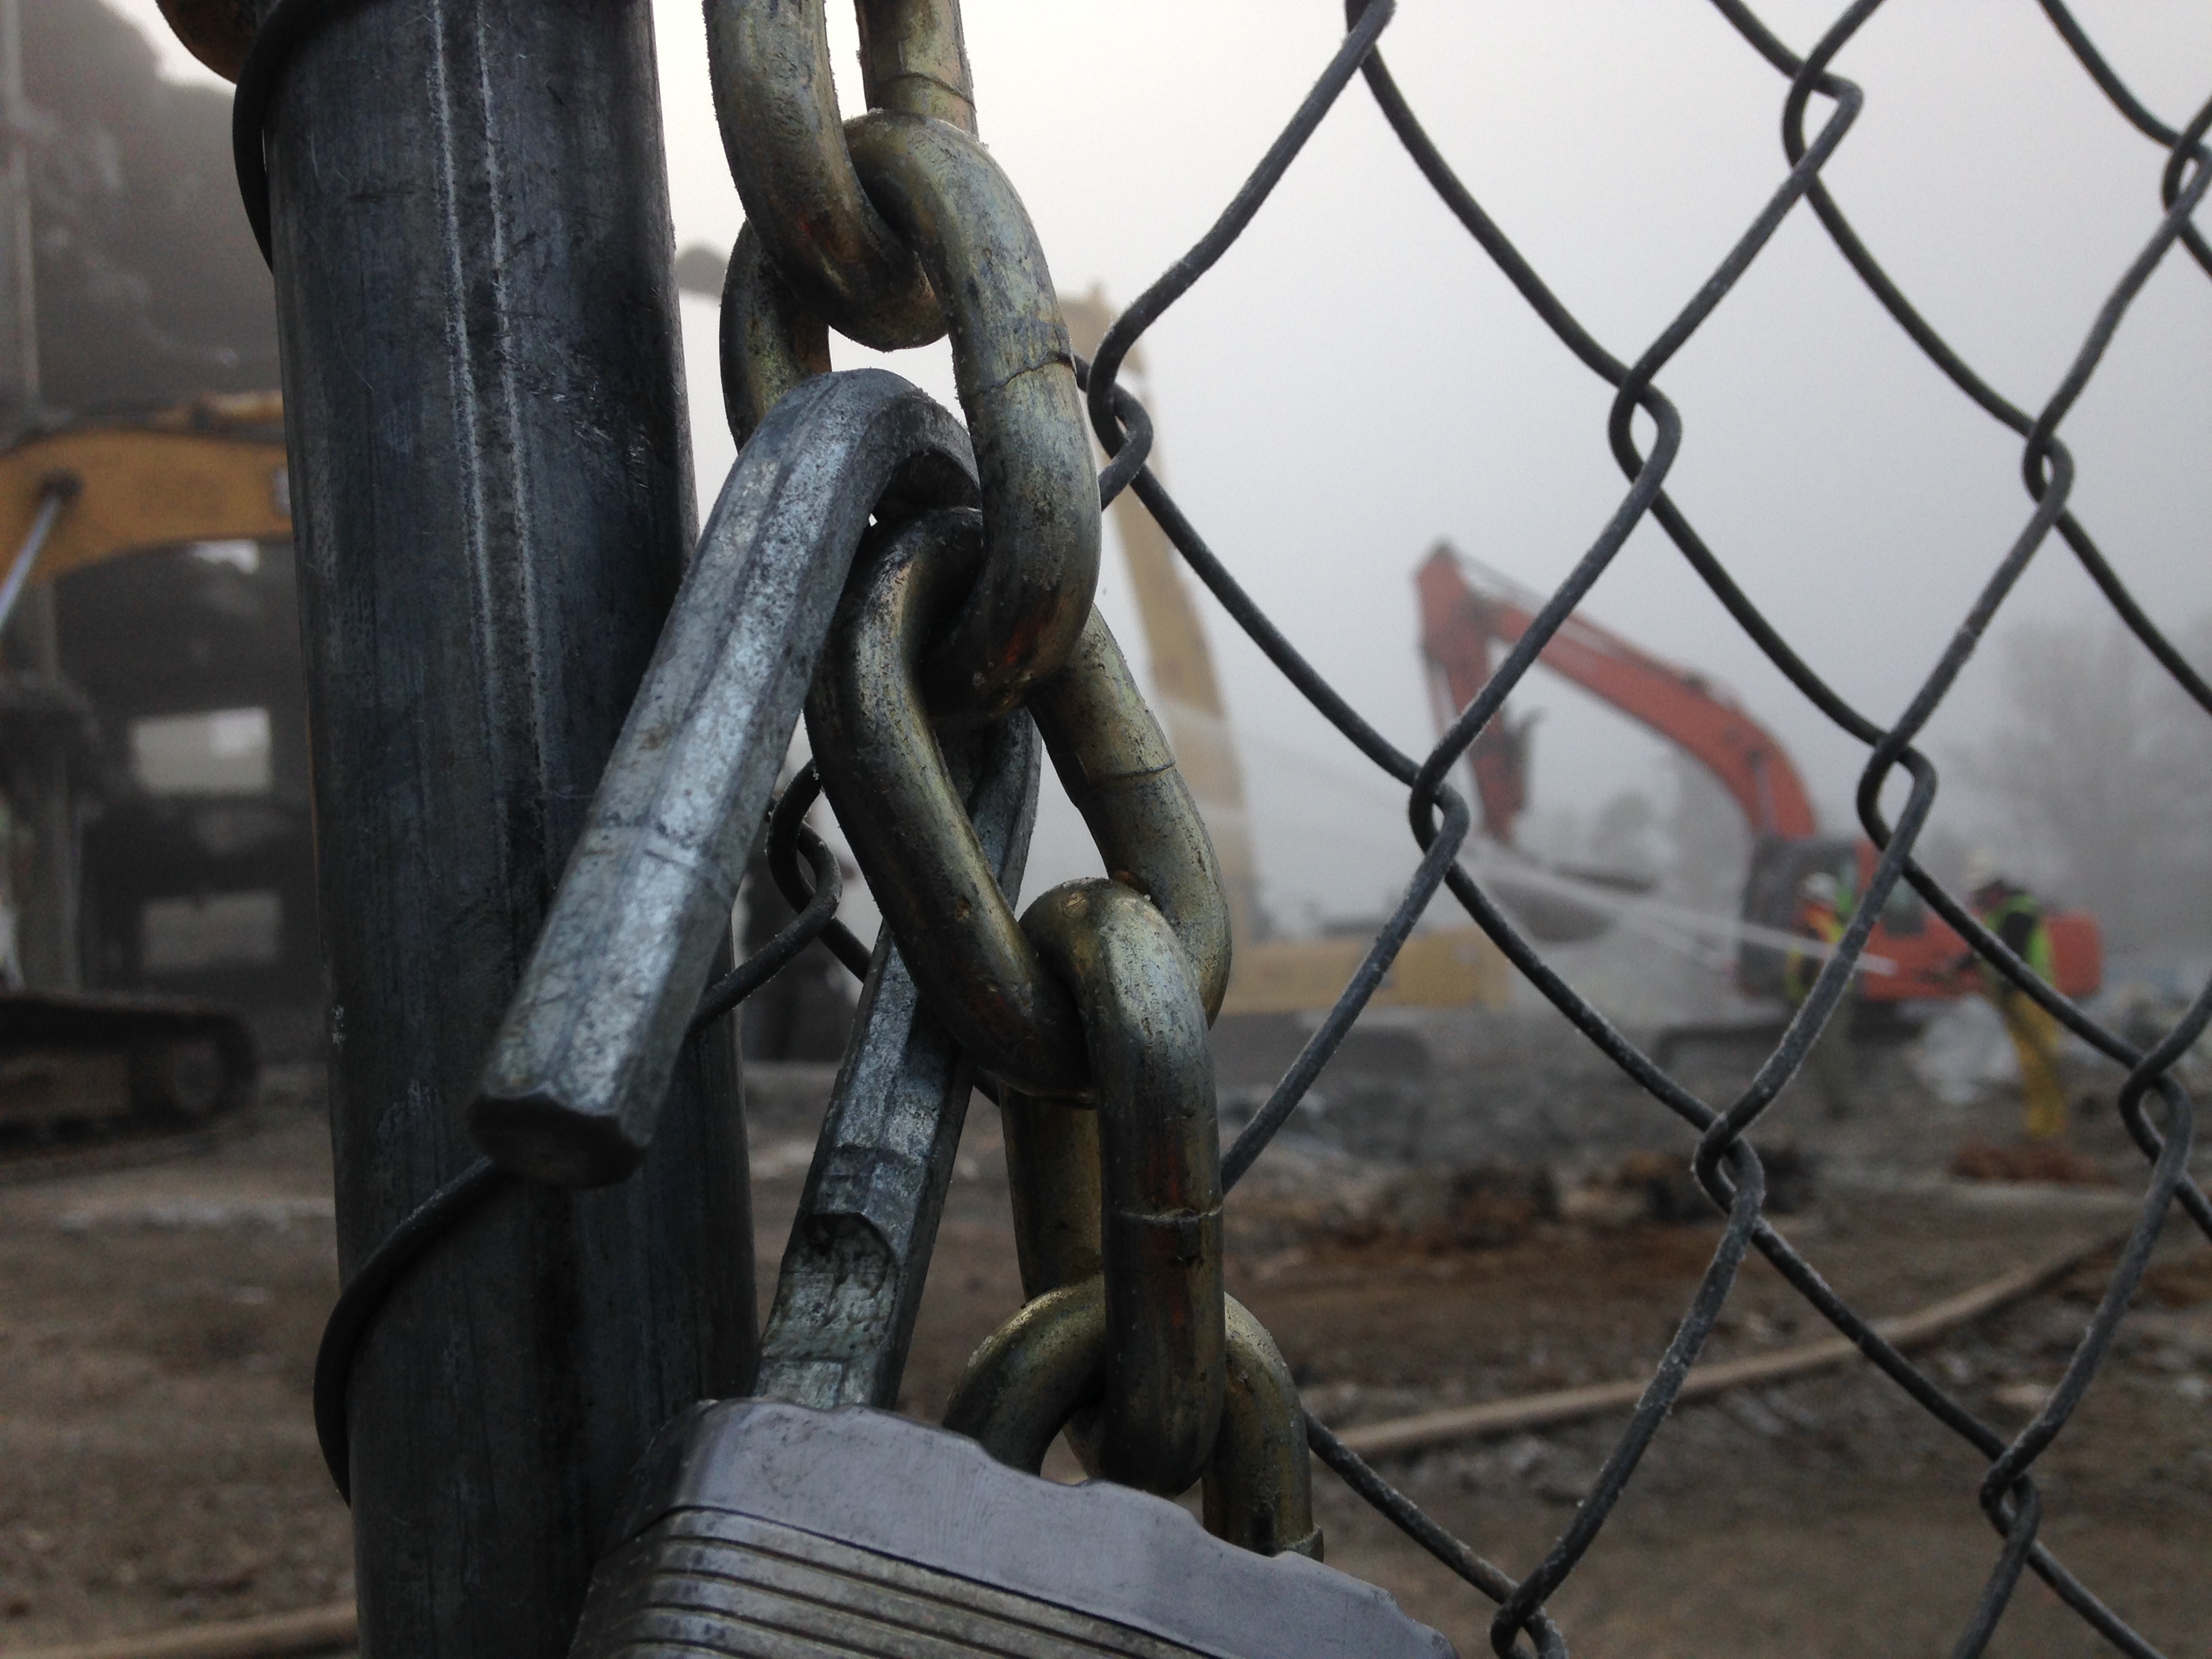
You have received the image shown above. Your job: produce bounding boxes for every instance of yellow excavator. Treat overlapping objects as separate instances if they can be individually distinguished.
[1059,293,1508,1019]
[0,323,1504,1147]
[0,392,291,1135]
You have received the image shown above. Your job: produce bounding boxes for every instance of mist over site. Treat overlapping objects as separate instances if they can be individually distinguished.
[106,0,2212,966]
[11,7,2212,1652]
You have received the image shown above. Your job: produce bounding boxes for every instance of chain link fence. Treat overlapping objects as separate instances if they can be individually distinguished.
[1053,3,2211,1654]
[247,0,2210,1651]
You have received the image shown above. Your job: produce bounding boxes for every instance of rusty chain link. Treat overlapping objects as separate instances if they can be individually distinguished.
[939,877,1225,1498]
[715,0,1097,719]
[705,0,966,350]
[806,509,1228,1100]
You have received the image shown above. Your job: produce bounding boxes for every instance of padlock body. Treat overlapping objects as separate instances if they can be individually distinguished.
[582,1504,1222,1656]
[571,1399,1456,1659]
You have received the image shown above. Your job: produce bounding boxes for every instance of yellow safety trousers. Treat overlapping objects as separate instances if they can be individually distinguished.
[1995,988,2067,1141]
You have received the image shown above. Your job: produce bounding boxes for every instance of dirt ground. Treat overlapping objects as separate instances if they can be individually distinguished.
[1,1062,2207,1658]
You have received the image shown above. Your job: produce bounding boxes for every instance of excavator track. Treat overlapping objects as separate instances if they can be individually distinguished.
[0,1111,259,1188]
[0,988,258,1155]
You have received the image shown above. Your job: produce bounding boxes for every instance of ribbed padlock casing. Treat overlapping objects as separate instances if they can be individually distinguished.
[567,1399,1456,1659]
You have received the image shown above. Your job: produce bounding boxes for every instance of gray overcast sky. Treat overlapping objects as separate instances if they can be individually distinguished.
[120,1,2209,928]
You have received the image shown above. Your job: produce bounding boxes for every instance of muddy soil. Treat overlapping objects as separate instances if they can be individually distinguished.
[0,1064,2206,1658]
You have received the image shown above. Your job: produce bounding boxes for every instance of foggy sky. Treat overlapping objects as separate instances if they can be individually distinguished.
[115,0,2210,930]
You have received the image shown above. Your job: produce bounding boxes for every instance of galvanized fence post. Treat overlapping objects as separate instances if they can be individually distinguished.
[252,3,754,1654]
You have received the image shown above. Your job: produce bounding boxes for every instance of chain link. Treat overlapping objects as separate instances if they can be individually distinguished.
[939,878,1224,1496]
[705,0,956,350]
[807,510,1227,1099]
[714,10,1097,719]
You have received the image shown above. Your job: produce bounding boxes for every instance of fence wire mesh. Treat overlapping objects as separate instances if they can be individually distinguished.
[1029,3,2211,1654]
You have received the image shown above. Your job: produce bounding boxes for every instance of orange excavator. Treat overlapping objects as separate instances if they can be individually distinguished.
[1415,544,2102,1004]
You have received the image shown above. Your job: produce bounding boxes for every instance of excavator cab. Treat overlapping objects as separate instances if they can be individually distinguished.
[1736,835,1938,1002]
[1738,836,2099,1005]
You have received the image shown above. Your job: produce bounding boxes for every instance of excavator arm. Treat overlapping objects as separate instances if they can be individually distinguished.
[0,398,290,593]
[1061,293,1263,949]
[1415,544,1818,843]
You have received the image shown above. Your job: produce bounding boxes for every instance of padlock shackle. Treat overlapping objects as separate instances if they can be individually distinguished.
[472,370,976,1186]
[941,1279,1105,1473]
[1206,1298,1324,1560]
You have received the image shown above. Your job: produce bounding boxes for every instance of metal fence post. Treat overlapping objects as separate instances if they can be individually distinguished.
[253,3,754,1656]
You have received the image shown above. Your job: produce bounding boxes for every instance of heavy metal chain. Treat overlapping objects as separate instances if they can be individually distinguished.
[207,0,1305,1544]
[707,0,1309,1534]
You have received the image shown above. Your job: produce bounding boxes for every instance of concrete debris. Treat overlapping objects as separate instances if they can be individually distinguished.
[1949,1140,2111,1187]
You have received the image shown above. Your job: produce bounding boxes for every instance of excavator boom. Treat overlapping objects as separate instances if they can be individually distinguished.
[0,396,289,594]
[1416,545,1817,842]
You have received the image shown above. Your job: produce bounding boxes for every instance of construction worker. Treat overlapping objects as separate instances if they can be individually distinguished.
[1783,869,1856,1119]
[1965,859,2068,1140]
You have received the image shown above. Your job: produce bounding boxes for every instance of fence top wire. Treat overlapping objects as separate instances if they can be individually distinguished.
[1067,2,2211,1654]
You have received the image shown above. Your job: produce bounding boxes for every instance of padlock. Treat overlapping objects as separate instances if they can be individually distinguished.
[567,1398,1455,1659]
